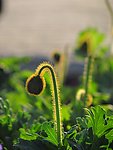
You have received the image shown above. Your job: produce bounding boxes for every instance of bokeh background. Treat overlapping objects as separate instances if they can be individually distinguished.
[0,0,112,56]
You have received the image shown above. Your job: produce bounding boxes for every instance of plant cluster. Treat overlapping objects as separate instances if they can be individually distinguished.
[0,27,113,150]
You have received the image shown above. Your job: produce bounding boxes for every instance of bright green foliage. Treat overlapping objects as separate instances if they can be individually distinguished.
[86,106,113,138]
[0,97,31,150]
[0,57,30,71]
[106,129,113,143]
[41,122,58,145]
[19,123,41,141]
[75,28,108,58]
[14,106,113,150]
[62,106,113,150]
[16,122,58,150]
[1,56,113,150]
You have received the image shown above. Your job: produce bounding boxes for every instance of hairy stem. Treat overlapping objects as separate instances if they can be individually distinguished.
[83,56,94,106]
[38,63,62,147]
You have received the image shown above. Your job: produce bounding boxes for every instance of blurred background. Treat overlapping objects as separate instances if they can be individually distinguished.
[1,2,113,150]
[0,0,112,57]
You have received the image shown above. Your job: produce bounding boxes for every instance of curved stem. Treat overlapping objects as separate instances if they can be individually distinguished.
[38,64,62,147]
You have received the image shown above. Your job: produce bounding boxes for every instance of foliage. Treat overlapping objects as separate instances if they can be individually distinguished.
[14,106,113,150]
[0,42,113,150]
[74,28,108,58]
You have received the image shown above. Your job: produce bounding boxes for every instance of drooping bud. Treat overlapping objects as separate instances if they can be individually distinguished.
[26,74,45,95]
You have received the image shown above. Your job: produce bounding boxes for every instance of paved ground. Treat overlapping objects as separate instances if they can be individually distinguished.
[0,0,112,57]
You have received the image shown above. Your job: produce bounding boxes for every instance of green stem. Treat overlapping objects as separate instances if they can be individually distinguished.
[38,65,62,147]
[83,56,93,106]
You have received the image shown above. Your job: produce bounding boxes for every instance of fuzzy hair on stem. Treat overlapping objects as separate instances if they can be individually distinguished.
[26,62,63,147]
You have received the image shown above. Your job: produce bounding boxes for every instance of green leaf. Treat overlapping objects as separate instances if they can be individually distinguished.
[75,28,107,58]
[19,123,41,141]
[86,106,113,138]
[41,122,58,146]
[19,129,38,141]
[106,129,113,143]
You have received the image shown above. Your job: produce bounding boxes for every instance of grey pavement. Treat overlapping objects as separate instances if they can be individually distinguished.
[0,0,112,57]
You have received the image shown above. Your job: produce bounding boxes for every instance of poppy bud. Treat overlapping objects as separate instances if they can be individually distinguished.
[26,74,45,95]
